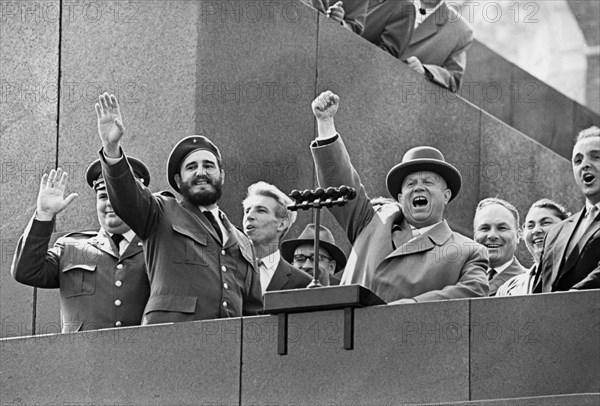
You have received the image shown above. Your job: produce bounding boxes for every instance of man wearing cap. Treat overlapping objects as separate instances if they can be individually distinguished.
[309,91,488,303]
[243,182,312,293]
[11,160,151,333]
[95,93,262,324]
[280,224,347,285]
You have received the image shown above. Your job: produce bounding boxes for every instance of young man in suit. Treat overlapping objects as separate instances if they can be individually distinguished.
[11,159,151,333]
[473,198,527,296]
[95,93,262,324]
[533,126,600,292]
[309,90,488,303]
[402,0,473,92]
[242,182,312,294]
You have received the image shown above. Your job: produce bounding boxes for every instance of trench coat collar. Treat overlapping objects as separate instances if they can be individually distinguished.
[386,219,452,259]
[410,2,448,45]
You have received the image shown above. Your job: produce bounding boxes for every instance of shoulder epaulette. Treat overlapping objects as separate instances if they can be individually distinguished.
[158,190,176,198]
[62,230,98,239]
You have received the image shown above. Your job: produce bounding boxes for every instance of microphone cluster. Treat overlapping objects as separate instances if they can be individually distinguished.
[288,186,357,211]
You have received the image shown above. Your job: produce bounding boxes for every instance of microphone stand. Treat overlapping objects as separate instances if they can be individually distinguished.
[288,186,356,288]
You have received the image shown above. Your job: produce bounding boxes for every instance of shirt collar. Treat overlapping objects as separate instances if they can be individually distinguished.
[415,0,445,28]
[490,257,514,275]
[104,228,135,244]
[584,200,600,217]
[415,220,442,235]
[260,250,281,271]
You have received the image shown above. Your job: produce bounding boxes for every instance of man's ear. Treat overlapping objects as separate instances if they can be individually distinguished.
[174,173,181,188]
[278,217,290,233]
[328,260,337,274]
[443,188,452,204]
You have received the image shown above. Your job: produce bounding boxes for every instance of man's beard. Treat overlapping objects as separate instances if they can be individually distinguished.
[179,176,223,206]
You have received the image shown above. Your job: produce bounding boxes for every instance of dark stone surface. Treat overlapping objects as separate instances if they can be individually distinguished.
[242,300,470,405]
[194,0,318,234]
[58,0,202,232]
[470,290,600,400]
[1,319,242,404]
[0,0,60,338]
[509,67,575,160]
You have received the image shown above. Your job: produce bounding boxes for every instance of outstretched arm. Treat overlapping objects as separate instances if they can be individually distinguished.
[12,169,78,288]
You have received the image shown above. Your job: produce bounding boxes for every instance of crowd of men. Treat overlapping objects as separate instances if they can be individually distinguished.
[11,89,599,333]
[307,0,473,92]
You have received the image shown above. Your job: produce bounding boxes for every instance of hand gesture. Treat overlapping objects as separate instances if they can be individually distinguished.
[405,56,425,75]
[311,91,339,121]
[326,1,345,24]
[95,93,125,157]
[36,168,78,221]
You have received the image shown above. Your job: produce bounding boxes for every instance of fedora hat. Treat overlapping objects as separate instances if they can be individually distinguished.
[86,156,150,190]
[167,135,222,193]
[386,146,462,202]
[280,224,347,271]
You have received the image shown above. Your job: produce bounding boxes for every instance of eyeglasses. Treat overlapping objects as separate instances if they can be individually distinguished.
[292,253,332,263]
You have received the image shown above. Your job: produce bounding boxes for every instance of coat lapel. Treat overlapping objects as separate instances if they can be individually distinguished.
[386,220,452,259]
[311,0,327,13]
[552,213,581,283]
[220,211,257,268]
[88,230,118,259]
[180,199,222,244]
[559,211,600,280]
[267,259,292,291]
[120,235,144,261]
[410,3,446,45]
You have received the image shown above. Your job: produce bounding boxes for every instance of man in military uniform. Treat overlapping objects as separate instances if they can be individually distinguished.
[11,159,151,333]
[95,93,262,324]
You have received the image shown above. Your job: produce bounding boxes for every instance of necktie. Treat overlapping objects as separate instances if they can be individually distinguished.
[204,210,223,243]
[111,233,124,255]
[566,205,599,257]
[487,268,497,282]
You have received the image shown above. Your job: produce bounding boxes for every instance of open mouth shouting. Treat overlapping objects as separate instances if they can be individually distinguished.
[412,196,429,209]
[582,172,596,186]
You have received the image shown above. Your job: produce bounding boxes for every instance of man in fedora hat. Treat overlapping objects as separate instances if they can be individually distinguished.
[280,224,347,285]
[243,182,312,293]
[309,91,488,303]
[95,93,262,324]
[11,159,151,333]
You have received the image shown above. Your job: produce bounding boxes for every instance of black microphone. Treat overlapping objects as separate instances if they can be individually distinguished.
[419,8,426,15]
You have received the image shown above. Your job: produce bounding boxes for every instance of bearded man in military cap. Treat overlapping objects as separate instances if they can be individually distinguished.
[11,159,151,333]
[309,91,488,303]
[95,93,262,324]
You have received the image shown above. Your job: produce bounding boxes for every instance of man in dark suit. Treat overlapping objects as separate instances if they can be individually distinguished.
[534,126,600,292]
[280,224,347,286]
[96,93,262,324]
[473,198,526,296]
[242,182,312,293]
[401,0,473,92]
[361,0,416,59]
[11,159,151,333]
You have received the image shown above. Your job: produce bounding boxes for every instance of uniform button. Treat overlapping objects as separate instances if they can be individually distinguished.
[221,266,226,272]
[116,264,124,270]
[222,301,228,308]
[115,280,122,287]
[224,283,229,290]
[115,321,122,327]
[114,300,122,307]
[221,250,226,255]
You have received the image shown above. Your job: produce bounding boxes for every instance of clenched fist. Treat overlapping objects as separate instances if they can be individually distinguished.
[312,91,339,121]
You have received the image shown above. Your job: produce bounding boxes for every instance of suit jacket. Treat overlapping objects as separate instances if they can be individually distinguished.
[266,259,312,291]
[311,135,489,303]
[306,0,368,34]
[11,216,150,333]
[488,257,527,296]
[534,209,600,292]
[361,0,415,59]
[400,3,473,92]
[100,152,263,324]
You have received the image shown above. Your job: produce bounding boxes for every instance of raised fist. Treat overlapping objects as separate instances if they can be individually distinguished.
[311,91,339,121]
